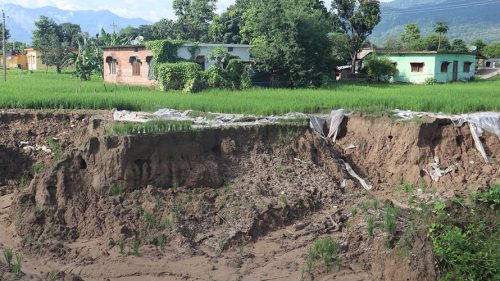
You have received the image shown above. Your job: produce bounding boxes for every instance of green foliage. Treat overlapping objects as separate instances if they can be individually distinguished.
[332,0,381,73]
[384,204,399,236]
[117,240,125,255]
[12,253,22,276]
[363,55,398,82]
[218,234,229,253]
[110,184,124,196]
[205,65,228,89]
[157,62,204,92]
[32,162,44,175]
[47,138,62,161]
[74,36,104,81]
[451,39,469,53]
[474,183,500,210]
[367,216,375,237]
[307,237,341,273]
[157,235,167,251]
[32,16,81,73]
[2,69,500,114]
[246,0,333,86]
[19,176,28,192]
[144,40,185,79]
[108,120,193,136]
[210,6,246,44]
[401,23,421,43]
[132,239,140,256]
[173,0,217,42]
[430,188,500,281]
[484,41,500,58]
[3,248,13,268]
[425,77,438,85]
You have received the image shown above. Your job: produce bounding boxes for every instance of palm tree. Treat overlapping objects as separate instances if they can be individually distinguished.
[434,22,449,51]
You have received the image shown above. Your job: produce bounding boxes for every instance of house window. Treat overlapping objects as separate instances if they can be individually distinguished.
[411,63,424,73]
[441,62,450,73]
[463,62,472,73]
[195,56,206,70]
[129,56,141,76]
[106,56,117,75]
[486,61,491,67]
[228,47,234,52]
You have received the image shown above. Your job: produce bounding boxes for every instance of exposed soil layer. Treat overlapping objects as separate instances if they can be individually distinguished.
[0,110,498,281]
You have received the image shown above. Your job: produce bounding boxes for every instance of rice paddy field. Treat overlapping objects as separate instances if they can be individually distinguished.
[1,69,499,115]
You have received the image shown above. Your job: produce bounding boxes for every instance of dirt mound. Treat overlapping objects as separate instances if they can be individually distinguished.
[2,111,499,281]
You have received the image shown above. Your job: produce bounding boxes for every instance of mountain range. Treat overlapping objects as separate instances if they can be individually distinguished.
[2,3,150,44]
[3,1,500,46]
[373,0,500,44]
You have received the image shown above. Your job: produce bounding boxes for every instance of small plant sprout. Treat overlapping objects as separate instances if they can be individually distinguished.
[12,253,22,275]
[306,237,341,274]
[279,193,288,206]
[32,162,44,174]
[132,239,140,256]
[48,271,58,281]
[110,184,124,196]
[3,248,13,269]
[367,216,374,237]
[19,176,28,192]
[118,240,125,255]
[218,234,229,253]
[157,235,167,251]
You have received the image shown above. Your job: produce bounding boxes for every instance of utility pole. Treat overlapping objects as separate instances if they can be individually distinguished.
[2,10,6,82]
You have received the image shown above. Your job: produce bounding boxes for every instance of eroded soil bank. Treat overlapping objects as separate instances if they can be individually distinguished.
[0,110,498,281]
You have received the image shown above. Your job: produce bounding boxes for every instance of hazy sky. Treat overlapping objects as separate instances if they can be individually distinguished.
[1,0,394,22]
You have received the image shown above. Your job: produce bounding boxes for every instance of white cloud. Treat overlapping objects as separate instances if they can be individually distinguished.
[1,0,394,22]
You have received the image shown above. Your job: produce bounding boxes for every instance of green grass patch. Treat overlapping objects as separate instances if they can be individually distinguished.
[430,185,500,281]
[107,120,193,135]
[1,70,499,114]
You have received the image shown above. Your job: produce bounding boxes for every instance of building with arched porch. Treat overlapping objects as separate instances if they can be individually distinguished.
[101,43,252,87]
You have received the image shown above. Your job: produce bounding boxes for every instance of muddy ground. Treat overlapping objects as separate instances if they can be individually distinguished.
[0,109,498,281]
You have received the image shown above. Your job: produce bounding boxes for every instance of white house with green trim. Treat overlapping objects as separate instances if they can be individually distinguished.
[376,51,476,83]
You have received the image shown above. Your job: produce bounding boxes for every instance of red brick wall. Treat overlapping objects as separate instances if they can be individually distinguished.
[103,47,155,87]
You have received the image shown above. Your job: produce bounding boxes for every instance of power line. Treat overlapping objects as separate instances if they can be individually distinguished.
[383,0,500,15]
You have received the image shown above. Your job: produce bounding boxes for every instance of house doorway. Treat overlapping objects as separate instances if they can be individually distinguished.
[452,61,458,81]
[195,56,206,70]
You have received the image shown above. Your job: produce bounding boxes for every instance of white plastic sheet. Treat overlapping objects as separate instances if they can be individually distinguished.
[309,109,346,142]
[394,110,500,163]
[113,109,308,128]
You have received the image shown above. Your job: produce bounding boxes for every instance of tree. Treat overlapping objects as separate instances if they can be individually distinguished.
[173,0,217,42]
[74,36,103,81]
[0,23,10,41]
[383,37,405,52]
[363,54,397,82]
[210,5,246,44]
[331,0,381,73]
[245,0,332,87]
[471,40,487,55]
[434,21,449,51]
[484,41,500,58]
[451,39,468,53]
[401,23,420,43]
[33,16,79,73]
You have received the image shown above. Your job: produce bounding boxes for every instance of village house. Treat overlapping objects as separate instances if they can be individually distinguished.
[484,58,500,69]
[102,43,252,87]
[0,52,28,69]
[377,51,476,83]
[25,48,45,71]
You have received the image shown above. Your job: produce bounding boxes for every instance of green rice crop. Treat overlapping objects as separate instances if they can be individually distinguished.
[1,69,499,114]
[108,120,193,135]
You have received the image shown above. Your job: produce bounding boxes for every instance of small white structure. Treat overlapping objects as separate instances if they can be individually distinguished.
[484,58,500,68]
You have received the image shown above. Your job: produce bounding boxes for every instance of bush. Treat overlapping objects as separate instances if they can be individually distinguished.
[157,62,205,93]
[225,59,246,90]
[205,66,228,89]
[425,77,438,85]
[363,54,398,82]
[306,237,341,273]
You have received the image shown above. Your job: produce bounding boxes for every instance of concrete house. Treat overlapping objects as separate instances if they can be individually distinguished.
[25,48,46,71]
[102,43,252,87]
[484,58,500,68]
[377,51,476,83]
[0,52,27,69]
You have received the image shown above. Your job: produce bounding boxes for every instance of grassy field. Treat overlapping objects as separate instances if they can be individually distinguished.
[0,70,499,115]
